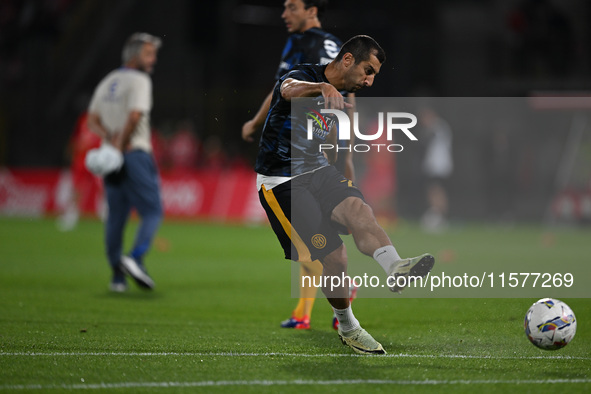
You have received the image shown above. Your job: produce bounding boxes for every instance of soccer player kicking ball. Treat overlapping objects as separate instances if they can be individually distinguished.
[255,35,435,354]
[242,0,354,331]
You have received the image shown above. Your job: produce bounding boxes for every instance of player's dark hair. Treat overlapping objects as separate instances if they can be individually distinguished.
[334,35,386,65]
[302,0,328,19]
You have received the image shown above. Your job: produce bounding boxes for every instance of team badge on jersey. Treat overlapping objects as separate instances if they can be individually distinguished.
[311,234,327,249]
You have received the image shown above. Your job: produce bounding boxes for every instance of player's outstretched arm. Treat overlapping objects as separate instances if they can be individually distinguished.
[280,78,325,100]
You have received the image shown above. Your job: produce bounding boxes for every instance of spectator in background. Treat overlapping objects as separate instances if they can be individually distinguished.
[168,121,199,172]
[87,32,163,292]
[419,106,453,232]
[485,127,515,221]
[358,117,397,224]
[57,111,103,231]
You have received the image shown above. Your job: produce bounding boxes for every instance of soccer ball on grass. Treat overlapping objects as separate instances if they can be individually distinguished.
[524,298,576,350]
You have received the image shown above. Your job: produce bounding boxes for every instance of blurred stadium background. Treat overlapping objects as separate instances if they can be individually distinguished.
[0,0,590,223]
[1,2,590,390]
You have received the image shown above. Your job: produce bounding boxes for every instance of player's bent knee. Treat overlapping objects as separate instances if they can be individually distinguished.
[333,197,367,223]
[335,198,378,231]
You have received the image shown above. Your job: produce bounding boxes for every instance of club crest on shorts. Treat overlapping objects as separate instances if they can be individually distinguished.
[311,234,327,249]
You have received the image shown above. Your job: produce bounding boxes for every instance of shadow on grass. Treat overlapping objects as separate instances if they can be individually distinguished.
[95,290,164,301]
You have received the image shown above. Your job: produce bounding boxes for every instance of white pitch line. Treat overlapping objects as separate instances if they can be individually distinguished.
[1,378,591,390]
[0,352,590,360]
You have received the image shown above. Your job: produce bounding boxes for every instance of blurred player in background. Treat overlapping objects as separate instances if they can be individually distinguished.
[256,35,435,354]
[419,106,453,232]
[87,33,163,292]
[242,0,355,331]
[242,0,341,143]
[57,111,103,231]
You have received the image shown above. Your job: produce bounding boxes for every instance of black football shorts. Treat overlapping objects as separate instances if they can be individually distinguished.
[258,165,365,262]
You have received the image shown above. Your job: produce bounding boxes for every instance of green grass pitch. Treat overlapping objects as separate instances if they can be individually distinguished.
[0,217,590,393]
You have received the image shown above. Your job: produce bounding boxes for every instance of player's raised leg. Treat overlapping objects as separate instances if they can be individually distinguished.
[331,196,435,293]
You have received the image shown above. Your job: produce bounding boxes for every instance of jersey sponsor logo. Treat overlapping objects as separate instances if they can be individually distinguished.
[324,39,339,58]
[304,108,336,140]
[279,61,291,71]
[311,234,327,249]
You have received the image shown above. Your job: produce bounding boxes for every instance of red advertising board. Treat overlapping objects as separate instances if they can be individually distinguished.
[0,167,267,223]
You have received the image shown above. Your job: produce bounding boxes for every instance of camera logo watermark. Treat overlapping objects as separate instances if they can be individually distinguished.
[305,109,418,153]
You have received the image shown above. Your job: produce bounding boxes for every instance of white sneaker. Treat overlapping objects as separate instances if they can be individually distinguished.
[56,209,79,232]
[120,256,155,290]
[338,327,386,355]
[388,253,435,293]
[109,282,128,293]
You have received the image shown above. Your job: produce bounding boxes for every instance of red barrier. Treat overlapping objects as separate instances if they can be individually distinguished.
[0,167,267,223]
[0,168,64,216]
[159,167,266,222]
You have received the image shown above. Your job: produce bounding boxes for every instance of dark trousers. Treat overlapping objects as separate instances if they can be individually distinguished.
[104,150,163,271]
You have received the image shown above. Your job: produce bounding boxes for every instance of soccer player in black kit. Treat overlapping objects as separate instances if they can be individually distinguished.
[255,35,435,354]
[242,0,342,143]
[243,0,355,331]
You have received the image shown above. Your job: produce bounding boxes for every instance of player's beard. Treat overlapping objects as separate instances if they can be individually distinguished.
[345,79,363,93]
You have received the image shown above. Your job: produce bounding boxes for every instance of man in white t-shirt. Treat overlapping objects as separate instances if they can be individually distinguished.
[87,33,163,292]
[419,106,453,232]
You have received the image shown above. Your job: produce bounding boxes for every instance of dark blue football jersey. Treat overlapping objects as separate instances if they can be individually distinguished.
[275,28,341,80]
[255,64,334,177]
